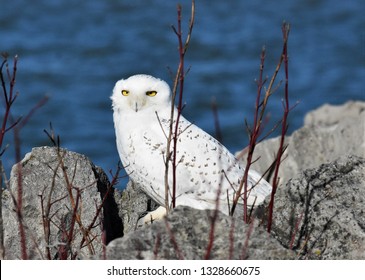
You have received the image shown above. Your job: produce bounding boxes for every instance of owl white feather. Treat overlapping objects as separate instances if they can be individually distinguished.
[111,74,272,217]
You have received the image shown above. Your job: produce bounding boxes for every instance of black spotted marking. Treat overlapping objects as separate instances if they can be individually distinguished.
[178,155,185,163]
[152,143,162,150]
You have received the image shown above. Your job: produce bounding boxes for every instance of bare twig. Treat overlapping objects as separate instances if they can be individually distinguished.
[0,56,18,153]
[211,97,223,143]
[0,160,5,259]
[205,151,227,259]
[164,219,184,260]
[79,163,122,251]
[267,23,290,233]
[164,0,195,211]
[0,55,48,258]
[0,56,27,259]
[204,208,219,260]
[230,47,267,220]
[228,218,235,259]
[289,212,304,250]
[240,218,255,259]
[230,23,291,225]
[153,232,161,259]
[13,129,28,259]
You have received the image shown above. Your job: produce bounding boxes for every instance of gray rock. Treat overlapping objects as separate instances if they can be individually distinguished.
[238,101,365,187]
[304,100,365,127]
[106,206,295,260]
[2,146,121,259]
[113,180,159,235]
[256,155,365,259]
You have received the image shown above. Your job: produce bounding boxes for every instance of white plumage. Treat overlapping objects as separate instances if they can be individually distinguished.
[111,74,272,216]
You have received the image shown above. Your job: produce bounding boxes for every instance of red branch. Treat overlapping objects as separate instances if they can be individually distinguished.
[165,1,195,211]
[0,56,18,154]
[164,219,184,260]
[204,209,219,260]
[230,23,291,226]
[171,4,185,209]
[0,56,28,259]
[230,47,266,221]
[289,212,304,249]
[267,23,290,233]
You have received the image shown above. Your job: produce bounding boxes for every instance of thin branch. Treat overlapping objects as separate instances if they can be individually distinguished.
[267,22,291,233]
[211,96,223,143]
[164,219,184,260]
[155,112,168,140]
[79,164,122,250]
[17,95,49,130]
[164,0,195,211]
[230,23,292,225]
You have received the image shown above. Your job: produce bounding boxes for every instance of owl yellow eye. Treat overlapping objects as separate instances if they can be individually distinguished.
[146,91,157,97]
[121,90,129,96]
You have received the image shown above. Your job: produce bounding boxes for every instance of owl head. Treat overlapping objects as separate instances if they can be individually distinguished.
[111,74,171,113]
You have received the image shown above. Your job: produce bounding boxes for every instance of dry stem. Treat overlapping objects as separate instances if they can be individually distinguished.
[230,23,291,225]
[164,0,195,212]
[267,23,291,232]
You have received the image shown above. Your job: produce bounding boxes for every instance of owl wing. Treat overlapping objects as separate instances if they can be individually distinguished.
[121,110,271,213]
[169,115,272,211]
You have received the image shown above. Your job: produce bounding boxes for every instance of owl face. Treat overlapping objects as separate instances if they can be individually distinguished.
[111,74,171,113]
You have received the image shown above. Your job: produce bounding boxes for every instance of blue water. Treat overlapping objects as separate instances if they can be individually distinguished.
[1,0,364,187]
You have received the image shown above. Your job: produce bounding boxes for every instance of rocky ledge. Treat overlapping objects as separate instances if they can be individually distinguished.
[1,101,364,259]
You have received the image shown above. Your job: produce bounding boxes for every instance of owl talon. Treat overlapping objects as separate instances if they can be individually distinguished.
[143,206,167,225]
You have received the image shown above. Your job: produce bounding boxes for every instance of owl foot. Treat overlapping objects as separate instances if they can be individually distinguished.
[143,206,167,225]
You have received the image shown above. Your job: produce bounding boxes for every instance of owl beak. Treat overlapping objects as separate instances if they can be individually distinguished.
[131,97,146,112]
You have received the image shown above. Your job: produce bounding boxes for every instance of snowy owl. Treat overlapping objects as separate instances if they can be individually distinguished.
[111,74,272,220]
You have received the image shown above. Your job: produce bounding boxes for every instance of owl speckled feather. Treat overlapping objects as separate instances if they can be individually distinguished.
[111,74,272,217]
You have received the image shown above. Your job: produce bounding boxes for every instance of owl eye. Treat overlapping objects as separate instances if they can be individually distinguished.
[121,90,129,96]
[146,91,157,97]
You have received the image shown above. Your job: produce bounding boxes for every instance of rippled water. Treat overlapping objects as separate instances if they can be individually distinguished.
[1,0,364,186]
